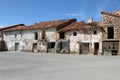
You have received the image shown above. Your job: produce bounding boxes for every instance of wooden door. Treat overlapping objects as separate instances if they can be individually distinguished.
[80,43,89,54]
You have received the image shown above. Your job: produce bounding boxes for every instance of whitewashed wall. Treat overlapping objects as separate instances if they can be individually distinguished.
[4,30,39,51]
[3,27,57,52]
[38,28,57,52]
[65,29,102,54]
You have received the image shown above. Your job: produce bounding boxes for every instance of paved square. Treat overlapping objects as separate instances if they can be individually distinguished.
[0,52,120,80]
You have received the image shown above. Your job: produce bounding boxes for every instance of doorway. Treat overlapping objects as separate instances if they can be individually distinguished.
[32,43,37,52]
[47,42,55,52]
[15,42,19,51]
[80,43,89,54]
[94,43,99,55]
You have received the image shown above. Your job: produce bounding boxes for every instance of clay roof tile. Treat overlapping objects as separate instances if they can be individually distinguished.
[60,22,103,32]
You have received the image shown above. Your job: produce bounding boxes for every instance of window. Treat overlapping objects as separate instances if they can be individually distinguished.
[93,30,97,35]
[59,32,65,39]
[73,32,77,36]
[15,34,17,38]
[34,32,38,40]
[41,30,45,39]
[107,27,114,39]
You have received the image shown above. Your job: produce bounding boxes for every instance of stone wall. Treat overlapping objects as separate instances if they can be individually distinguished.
[65,29,102,54]
[3,30,39,51]
[102,12,120,55]
[38,28,57,52]
[102,14,120,40]
[3,27,58,52]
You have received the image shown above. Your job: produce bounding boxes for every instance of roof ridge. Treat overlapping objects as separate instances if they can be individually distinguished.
[101,11,120,17]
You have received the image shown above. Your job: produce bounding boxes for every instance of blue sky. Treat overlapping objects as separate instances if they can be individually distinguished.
[0,0,120,27]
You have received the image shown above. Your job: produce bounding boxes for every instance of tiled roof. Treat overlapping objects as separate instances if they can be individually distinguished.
[0,24,25,31]
[1,24,25,32]
[3,25,26,32]
[101,11,120,18]
[60,21,103,32]
[25,18,76,30]
[2,18,76,32]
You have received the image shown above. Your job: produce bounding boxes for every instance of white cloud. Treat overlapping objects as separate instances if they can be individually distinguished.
[0,25,5,28]
[65,13,81,17]
[64,11,87,21]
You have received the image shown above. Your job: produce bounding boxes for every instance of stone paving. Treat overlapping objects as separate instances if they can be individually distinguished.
[0,51,120,80]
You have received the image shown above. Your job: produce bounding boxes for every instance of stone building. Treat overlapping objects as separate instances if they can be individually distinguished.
[0,24,24,51]
[1,24,26,51]
[101,10,120,55]
[1,19,76,52]
[59,20,103,55]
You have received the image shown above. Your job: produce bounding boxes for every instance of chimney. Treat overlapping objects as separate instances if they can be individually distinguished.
[87,18,93,23]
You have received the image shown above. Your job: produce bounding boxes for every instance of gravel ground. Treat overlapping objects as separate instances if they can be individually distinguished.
[0,51,120,80]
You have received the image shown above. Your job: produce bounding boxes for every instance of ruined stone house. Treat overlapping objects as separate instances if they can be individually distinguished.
[1,10,120,55]
[0,24,26,51]
[1,19,76,52]
[101,10,120,55]
[0,24,25,51]
[59,19,104,55]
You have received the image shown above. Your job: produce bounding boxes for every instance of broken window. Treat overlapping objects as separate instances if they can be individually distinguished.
[59,32,65,39]
[107,27,114,39]
[34,32,38,40]
[73,32,77,36]
[41,30,45,39]
[93,30,97,35]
